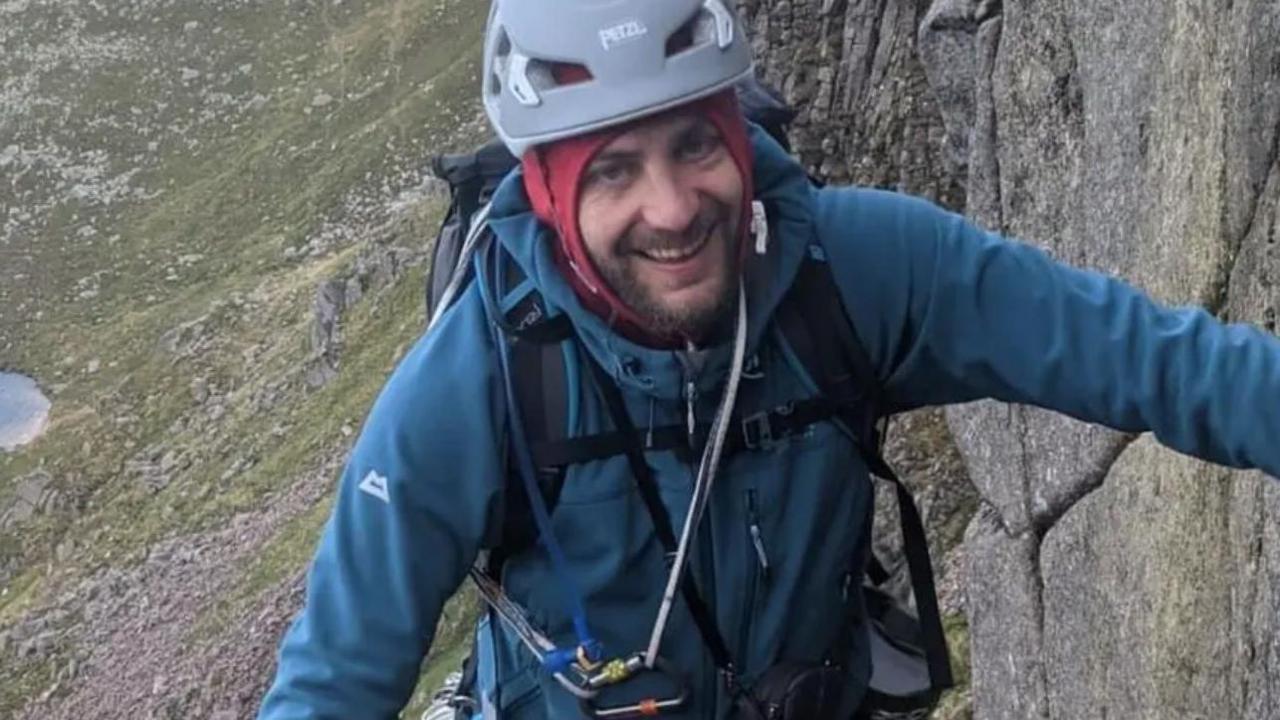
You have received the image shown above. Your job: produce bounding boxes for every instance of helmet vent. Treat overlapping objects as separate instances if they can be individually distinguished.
[665,8,716,58]
[548,62,594,86]
[665,21,695,56]
[488,29,512,97]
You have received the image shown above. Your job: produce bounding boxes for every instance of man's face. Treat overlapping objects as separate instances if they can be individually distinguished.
[577,113,744,342]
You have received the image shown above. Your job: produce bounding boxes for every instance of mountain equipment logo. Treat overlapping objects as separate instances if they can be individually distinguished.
[358,469,390,503]
[599,18,647,51]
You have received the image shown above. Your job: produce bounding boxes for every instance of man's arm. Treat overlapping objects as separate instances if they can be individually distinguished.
[817,186,1280,475]
[257,289,504,719]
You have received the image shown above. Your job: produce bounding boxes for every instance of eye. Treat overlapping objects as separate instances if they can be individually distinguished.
[584,160,635,190]
[674,125,722,163]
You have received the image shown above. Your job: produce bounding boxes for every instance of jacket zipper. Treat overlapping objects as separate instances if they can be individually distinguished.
[738,488,769,673]
[681,373,719,718]
[746,489,771,584]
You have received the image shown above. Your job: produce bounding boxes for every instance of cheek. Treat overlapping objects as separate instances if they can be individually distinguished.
[577,197,632,261]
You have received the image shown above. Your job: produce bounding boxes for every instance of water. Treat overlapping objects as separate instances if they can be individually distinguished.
[0,371,51,451]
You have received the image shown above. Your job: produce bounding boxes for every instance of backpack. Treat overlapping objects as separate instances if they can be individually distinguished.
[423,76,953,719]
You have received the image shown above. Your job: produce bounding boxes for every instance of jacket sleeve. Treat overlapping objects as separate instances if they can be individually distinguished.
[817,186,1280,476]
[257,288,504,719]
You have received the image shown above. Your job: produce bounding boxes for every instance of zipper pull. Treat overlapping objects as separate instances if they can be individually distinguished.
[685,379,697,442]
[746,489,770,583]
[751,200,768,255]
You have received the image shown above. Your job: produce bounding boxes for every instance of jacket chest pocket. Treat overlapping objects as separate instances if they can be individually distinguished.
[722,420,875,669]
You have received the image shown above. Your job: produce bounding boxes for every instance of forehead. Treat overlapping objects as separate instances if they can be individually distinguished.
[596,112,714,154]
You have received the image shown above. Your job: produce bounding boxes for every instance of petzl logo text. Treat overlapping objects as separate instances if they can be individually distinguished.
[599,19,647,51]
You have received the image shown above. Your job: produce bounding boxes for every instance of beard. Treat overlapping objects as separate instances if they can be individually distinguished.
[592,201,741,343]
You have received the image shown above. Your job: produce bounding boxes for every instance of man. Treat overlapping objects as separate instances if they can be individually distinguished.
[259,1,1280,718]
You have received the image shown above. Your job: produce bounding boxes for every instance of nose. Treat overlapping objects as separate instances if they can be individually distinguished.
[638,162,700,233]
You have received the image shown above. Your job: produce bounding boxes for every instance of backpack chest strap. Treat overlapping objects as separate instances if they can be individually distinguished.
[527,394,855,470]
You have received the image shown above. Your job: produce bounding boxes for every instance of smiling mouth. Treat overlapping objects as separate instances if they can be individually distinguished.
[636,224,714,264]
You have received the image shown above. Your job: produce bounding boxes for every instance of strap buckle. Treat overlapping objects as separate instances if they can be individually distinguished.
[741,402,794,450]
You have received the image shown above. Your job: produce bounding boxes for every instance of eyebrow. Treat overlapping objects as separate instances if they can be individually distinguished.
[586,117,716,170]
[587,148,643,168]
[671,117,717,144]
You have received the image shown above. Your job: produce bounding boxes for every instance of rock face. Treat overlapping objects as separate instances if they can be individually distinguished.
[737,0,980,625]
[738,0,966,208]
[0,469,61,531]
[748,0,1280,717]
[953,1,1280,717]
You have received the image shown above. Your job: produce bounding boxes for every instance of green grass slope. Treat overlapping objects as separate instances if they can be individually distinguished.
[0,0,487,716]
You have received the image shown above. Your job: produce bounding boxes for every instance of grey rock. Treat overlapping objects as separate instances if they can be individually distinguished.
[935,0,1280,717]
[739,0,965,207]
[206,403,226,422]
[159,315,212,358]
[964,506,1048,720]
[190,377,209,404]
[947,402,1126,534]
[343,274,364,308]
[303,358,339,390]
[1040,437,1247,718]
[54,539,74,563]
[127,446,178,491]
[19,631,56,660]
[306,278,346,388]
[917,0,984,174]
[1,468,60,530]
[159,450,180,474]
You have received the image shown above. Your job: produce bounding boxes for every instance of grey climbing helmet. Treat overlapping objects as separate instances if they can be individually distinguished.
[482,0,753,158]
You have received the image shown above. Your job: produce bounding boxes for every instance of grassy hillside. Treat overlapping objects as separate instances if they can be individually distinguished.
[0,0,488,716]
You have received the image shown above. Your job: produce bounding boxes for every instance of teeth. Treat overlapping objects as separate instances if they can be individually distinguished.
[642,230,710,262]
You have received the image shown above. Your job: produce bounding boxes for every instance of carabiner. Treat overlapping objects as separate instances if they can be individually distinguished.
[551,666,600,701]
[579,656,690,719]
[587,654,646,689]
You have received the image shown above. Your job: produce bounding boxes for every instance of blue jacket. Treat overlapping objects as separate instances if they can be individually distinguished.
[258,127,1280,719]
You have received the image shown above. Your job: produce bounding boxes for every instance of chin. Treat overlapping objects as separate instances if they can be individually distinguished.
[657,288,735,339]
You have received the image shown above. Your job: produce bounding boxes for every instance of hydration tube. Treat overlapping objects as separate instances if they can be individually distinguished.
[429,220,603,682]
[492,314,605,671]
[481,242,605,673]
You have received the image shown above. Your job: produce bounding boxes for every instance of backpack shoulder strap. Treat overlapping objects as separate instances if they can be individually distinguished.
[776,243,955,694]
[480,240,576,572]
[776,243,886,458]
